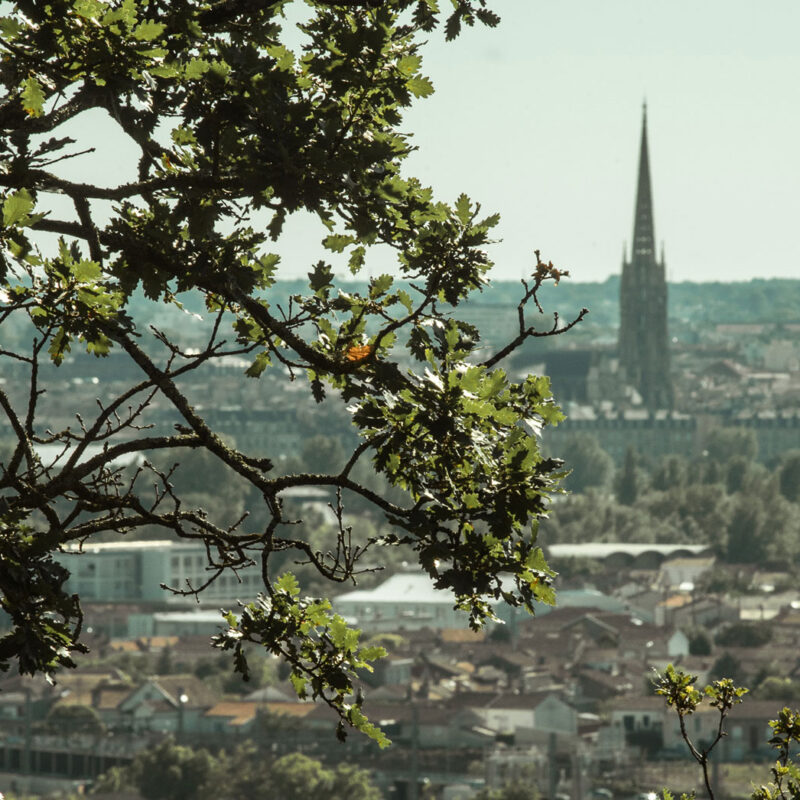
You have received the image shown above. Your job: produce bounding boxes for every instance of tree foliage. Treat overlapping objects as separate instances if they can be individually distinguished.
[0,0,585,741]
[615,446,640,506]
[778,451,800,504]
[714,622,772,649]
[688,630,712,657]
[704,428,758,464]
[556,433,613,493]
[38,702,106,736]
[92,740,379,800]
[546,447,800,568]
[134,742,216,800]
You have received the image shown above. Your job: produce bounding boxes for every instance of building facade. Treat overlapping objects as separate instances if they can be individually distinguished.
[58,540,263,607]
[619,104,673,410]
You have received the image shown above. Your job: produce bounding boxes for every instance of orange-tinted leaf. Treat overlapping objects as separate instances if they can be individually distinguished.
[345,344,372,363]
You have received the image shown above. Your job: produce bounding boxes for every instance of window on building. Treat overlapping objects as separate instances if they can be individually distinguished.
[749,725,760,751]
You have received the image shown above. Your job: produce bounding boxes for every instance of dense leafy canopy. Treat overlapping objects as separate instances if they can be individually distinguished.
[93,740,380,800]
[0,0,584,741]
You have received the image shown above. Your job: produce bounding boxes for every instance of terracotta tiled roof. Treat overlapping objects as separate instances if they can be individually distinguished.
[303,700,456,727]
[659,594,693,609]
[440,629,486,643]
[674,655,714,672]
[262,702,318,718]
[205,702,258,726]
[423,655,470,678]
[448,690,560,711]
[53,690,94,707]
[607,695,666,712]
[519,606,598,632]
[109,639,143,652]
[773,610,800,627]
[731,700,799,720]
[94,687,132,710]
[145,636,180,650]
[481,648,536,668]
[577,668,634,694]
[54,669,125,686]
[367,685,409,702]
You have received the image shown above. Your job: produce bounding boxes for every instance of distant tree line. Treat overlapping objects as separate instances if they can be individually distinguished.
[117,277,800,344]
[544,429,800,567]
[480,276,800,327]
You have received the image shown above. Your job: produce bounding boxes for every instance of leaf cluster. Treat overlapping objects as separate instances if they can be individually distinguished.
[0,516,88,680]
[213,572,389,746]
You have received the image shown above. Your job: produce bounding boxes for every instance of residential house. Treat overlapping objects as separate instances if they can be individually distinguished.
[452,691,577,738]
[574,668,637,709]
[770,607,800,647]
[201,702,259,736]
[301,700,492,751]
[724,700,793,761]
[606,696,666,756]
[656,594,737,628]
[658,557,716,591]
[105,675,219,734]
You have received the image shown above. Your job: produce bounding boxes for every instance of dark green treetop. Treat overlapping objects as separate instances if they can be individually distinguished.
[94,740,381,800]
[0,0,585,743]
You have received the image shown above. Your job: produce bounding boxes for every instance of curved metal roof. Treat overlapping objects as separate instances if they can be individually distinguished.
[547,543,710,559]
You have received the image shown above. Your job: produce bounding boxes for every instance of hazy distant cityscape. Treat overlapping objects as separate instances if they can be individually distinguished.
[6,0,800,794]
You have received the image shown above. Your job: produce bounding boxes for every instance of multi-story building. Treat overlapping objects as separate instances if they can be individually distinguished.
[58,540,263,607]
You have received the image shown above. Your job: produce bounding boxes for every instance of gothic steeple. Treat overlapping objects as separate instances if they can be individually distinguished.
[632,103,655,259]
[618,104,673,410]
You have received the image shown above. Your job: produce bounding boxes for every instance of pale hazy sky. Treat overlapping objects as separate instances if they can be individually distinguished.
[48,1,800,285]
[400,1,800,284]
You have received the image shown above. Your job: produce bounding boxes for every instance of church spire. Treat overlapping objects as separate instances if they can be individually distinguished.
[618,103,672,411]
[632,102,655,259]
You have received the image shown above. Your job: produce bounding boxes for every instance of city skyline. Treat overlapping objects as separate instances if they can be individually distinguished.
[43,2,800,285]
[401,1,800,285]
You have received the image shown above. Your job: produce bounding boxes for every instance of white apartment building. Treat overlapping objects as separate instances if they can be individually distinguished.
[58,540,263,606]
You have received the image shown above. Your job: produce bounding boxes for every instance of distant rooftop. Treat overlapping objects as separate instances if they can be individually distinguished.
[561,406,694,422]
[62,539,205,553]
[152,610,227,624]
[336,572,452,605]
[35,443,142,468]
